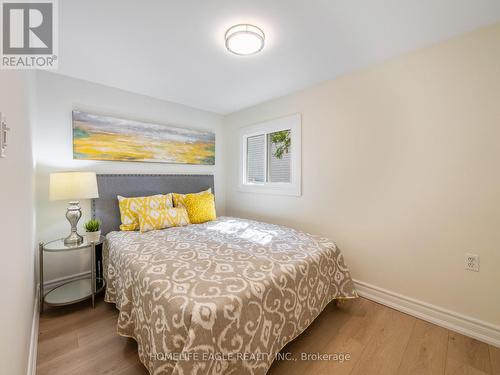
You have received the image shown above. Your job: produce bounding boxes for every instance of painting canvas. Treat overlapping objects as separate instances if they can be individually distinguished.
[72,110,215,165]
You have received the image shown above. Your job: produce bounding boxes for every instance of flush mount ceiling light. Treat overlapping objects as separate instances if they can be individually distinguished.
[225,24,265,56]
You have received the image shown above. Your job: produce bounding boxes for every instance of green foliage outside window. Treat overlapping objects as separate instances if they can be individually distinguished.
[270,130,291,159]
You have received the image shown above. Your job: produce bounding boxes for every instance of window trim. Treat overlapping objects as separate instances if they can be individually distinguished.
[239,113,301,196]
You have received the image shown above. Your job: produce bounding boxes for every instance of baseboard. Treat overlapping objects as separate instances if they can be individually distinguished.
[29,271,93,373]
[37,275,500,350]
[26,286,40,375]
[43,271,91,290]
[354,279,500,348]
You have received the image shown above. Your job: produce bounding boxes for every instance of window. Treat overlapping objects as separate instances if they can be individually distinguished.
[240,114,301,196]
[246,134,266,183]
[268,130,291,183]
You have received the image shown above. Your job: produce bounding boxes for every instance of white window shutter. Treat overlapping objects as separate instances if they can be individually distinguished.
[246,134,265,183]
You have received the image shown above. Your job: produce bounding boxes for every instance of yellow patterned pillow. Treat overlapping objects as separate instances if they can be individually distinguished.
[138,207,190,233]
[183,193,216,224]
[118,194,173,231]
[173,188,212,208]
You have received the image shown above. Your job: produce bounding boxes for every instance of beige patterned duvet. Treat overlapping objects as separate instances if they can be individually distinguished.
[104,217,357,375]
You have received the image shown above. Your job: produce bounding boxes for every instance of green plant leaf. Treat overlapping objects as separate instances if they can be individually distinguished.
[84,218,101,232]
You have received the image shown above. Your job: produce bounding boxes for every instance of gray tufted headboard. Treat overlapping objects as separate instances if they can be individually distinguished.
[91,174,215,235]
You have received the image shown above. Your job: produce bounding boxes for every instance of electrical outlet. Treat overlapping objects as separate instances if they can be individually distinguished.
[465,253,480,272]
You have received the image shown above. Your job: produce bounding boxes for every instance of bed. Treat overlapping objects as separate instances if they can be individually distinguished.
[93,174,357,375]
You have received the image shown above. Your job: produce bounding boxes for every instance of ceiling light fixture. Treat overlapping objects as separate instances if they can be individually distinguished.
[225,24,265,56]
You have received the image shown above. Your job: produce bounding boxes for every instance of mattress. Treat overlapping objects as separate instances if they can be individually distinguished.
[103,216,357,374]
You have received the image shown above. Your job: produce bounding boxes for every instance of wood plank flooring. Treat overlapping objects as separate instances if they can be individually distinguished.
[37,296,499,375]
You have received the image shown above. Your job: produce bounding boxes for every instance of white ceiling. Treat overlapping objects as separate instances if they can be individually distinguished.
[59,0,500,114]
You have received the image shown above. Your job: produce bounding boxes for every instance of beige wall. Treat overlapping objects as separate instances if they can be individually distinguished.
[224,24,500,326]
[34,72,225,282]
[0,71,36,374]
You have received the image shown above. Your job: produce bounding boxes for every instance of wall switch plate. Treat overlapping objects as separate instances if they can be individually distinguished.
[0,113,9,158]
[465,253,480,272]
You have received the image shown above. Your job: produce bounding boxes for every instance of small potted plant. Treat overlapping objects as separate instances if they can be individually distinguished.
[84,218,101,243]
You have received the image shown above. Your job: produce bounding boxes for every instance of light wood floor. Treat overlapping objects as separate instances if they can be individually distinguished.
[37,296,500,375]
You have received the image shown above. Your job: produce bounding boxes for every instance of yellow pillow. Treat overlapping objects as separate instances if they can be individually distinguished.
[118,194,173,231]
[138,207,190,233]
[173,188,212,208]
[183,193,216,224]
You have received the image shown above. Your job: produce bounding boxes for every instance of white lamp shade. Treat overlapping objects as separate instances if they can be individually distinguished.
[49,172,99,201]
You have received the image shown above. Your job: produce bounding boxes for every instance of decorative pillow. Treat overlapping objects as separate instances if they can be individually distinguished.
[138,207,190,233]
[118,194,173,231]
[183,193,216,224]
[172,188,212,208]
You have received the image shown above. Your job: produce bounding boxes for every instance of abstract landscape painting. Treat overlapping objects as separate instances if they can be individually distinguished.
[72,110,215,165]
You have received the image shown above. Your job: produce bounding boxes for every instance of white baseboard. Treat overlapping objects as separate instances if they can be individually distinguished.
[27,271,93,374]
[35,275,500,354]
[43,271,91,290]
[354,279,500,348]
[27,286,40,375]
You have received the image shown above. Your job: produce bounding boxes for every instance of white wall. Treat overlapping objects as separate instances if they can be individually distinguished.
[224,24,500,326]
[34,71,225,282]
[0,71,36,374]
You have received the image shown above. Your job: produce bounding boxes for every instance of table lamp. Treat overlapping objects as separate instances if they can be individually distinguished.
[49,171,99,245]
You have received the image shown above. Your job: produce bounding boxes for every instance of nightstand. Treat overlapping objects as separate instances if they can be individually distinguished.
[39,236,106,313]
